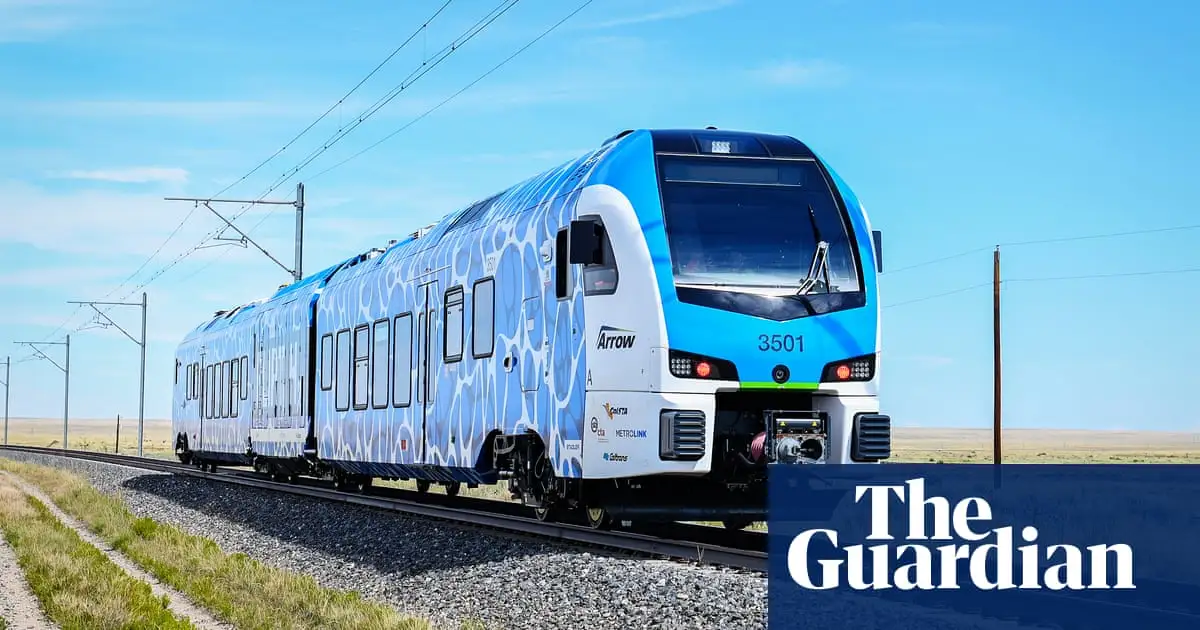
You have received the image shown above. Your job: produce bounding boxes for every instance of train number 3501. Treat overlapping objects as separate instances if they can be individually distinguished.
[758,334,803,352]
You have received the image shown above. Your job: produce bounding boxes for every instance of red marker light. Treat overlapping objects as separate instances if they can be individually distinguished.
[695,361,712,378]
[835,364,851,380]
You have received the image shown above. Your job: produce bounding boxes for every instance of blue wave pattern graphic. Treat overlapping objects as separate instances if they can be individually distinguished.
[312,143,617,481]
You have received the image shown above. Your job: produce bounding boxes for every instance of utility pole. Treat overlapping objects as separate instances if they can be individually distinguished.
[165,182,306,283]
[2,356,9,445]
[69,292,148,456]
[14,337,69,449]
[993,246,1002,466]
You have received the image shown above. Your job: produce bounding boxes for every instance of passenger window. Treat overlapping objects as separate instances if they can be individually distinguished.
[392,313,412,407]
[444,287,464,362]
[240,356,248,400]
[472,278,495,358]
[320,333,333,390]
[372,318,390,409]
[335,329,351,411]
[584,219,618,296]
[353,325,370,410]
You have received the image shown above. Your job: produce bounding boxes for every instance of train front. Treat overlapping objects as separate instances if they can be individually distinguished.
[575,129,890,526]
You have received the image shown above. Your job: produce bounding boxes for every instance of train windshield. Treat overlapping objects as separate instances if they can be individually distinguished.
[658,155,861,294]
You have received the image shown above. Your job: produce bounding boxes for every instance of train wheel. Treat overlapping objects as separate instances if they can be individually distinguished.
[416,479,431,494]
[444,481,461,497]
[585,506,612,530]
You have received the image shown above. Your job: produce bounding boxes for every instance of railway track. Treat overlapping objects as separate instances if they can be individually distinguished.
[0,444,766,572]
[6,445,1200,629]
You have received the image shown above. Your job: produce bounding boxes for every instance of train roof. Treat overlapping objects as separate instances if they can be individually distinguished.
[178,127,817,344]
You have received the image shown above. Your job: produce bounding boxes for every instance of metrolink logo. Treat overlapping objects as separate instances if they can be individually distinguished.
[596,326,635,350]
[786,478,1136,591]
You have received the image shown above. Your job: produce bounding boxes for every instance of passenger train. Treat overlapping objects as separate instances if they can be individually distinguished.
[171,127,892,530]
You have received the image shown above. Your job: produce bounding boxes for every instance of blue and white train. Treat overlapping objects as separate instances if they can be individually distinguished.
[171,128,892,529]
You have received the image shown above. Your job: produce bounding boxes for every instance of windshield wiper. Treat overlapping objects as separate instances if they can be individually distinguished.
[797,241,829,295]
[797,204,832,296]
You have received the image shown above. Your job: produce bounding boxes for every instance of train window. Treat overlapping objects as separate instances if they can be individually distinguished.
[583,217,618,296]
[555,228,569,299]
[240,356,248,400]
[230,359,240,415]
[444,287,464,363]
[175,359,179,385]
[216,361,224,419]
[335,329,351,412]
[207,364,214,420]
[320,333,333,391]
[392,313,412,407]
[353,324,370,410]
[472,278,495,358]
[371,318,390,410]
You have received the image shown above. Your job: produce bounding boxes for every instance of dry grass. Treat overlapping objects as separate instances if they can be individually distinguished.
[0,458,431,630]
[0,475,193,629]
[2,417,175,458]
[890,427,1200,463]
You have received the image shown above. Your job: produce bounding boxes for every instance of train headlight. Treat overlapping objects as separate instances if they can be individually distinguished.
[667,349,738,380]
[820,353,875,382]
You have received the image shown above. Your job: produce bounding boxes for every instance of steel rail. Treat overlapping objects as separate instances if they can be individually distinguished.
[6,445,1200,629]
[0,445,766,572]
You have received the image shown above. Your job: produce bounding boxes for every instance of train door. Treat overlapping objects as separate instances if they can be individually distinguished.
[415,279,440,463]
[253,329,264,431]
[198,356,208,452]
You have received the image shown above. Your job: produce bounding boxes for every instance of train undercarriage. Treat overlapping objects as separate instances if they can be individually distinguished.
[172,389,889,531]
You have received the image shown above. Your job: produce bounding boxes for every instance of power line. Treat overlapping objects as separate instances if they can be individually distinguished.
[310,0,600,181]
[96,0,526,306]
[83,1,459,317]
[155,0,596,286]
[243,0,523,206]
[882,283,990,309]
[207,0,457,202]
[883,265,1200,308]
[1006,267,1200,283]
[887,222,1200,274]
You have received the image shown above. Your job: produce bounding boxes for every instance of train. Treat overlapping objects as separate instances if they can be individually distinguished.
[171,127,892,530]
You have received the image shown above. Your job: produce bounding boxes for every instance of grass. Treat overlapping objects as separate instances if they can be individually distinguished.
[0,457,432,630]
[2,417,176,458]
[0,475,194,630]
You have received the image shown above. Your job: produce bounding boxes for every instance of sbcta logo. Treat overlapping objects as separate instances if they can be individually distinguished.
[787,478,1136,591]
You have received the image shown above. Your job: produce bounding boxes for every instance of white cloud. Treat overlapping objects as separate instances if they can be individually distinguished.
[582,0,739,29]
[55,167,189,185]
[0,0,106,43]
[0,264,126,287]
[751,60,848,88]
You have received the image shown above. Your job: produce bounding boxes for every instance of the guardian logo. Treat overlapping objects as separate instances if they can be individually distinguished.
[787,478,1135,591]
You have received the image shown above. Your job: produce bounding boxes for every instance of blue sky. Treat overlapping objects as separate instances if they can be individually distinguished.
[1,0,1197,431]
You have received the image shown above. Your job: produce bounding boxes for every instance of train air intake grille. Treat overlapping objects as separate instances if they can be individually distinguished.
[851,413,891,462]
[660,410,706,461]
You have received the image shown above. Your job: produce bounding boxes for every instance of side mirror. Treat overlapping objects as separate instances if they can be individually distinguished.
[569,219,603,265]
[872,230,883,273]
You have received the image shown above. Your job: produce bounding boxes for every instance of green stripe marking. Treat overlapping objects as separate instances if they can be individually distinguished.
[739,381,820,390]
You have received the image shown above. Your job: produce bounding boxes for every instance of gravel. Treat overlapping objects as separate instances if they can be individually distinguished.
[0,451,1042,630]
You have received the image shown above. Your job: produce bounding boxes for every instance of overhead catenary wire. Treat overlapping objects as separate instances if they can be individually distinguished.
[43,0,522,342]
[74,1,462,326]
[150,0,597,288]
[883,265,1200,309]
[887,221,1200,274]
